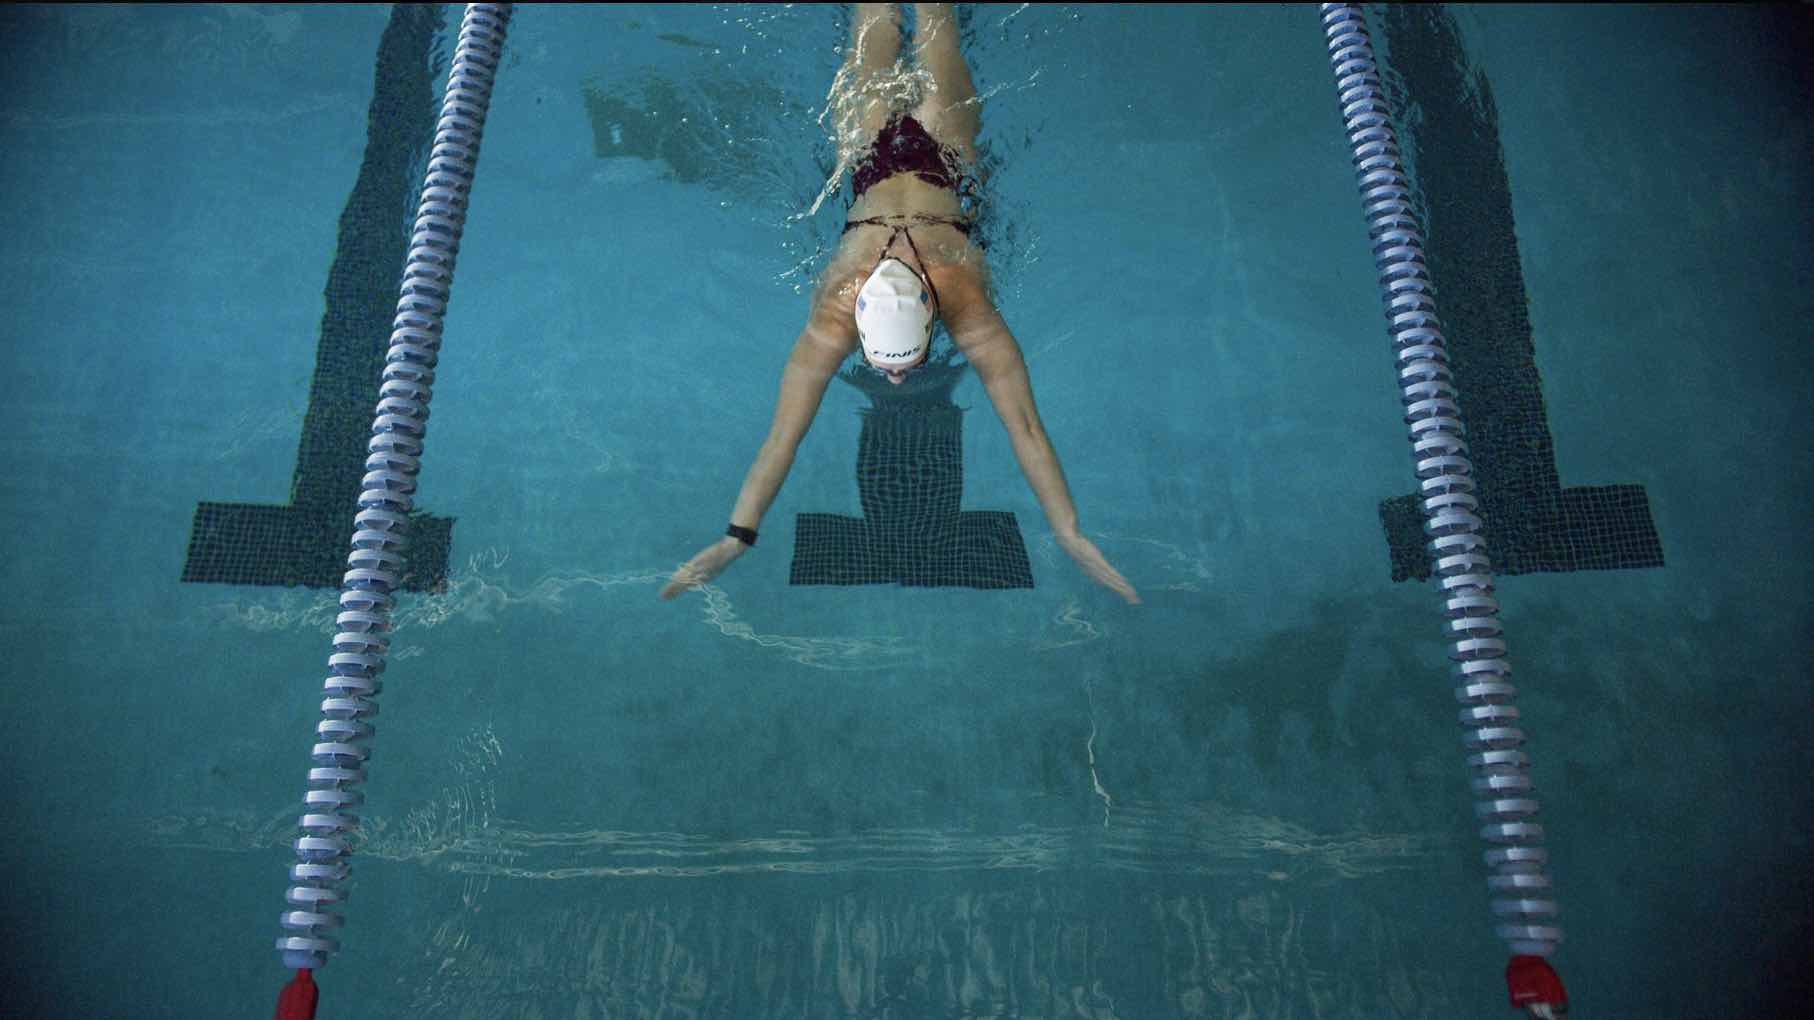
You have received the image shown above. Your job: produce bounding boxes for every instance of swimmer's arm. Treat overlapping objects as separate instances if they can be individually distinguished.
[943,286,1081,537]
[727,305,855,534]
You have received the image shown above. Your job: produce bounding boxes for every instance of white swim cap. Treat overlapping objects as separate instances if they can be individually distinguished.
[855,258,933,367]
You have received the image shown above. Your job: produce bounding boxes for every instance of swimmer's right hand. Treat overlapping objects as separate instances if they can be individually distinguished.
[659,536,749,599]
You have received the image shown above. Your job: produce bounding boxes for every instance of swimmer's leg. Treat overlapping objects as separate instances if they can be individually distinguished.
[831,3,904,167]
[910,2,979,165]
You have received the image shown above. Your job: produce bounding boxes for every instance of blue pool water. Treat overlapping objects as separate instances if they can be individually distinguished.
[1,4,1809,1017]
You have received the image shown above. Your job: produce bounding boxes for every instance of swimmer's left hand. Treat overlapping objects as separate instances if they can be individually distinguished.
[1056,532,1141,605]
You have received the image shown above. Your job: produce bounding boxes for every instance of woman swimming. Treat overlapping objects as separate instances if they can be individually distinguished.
[661,3,1138,605]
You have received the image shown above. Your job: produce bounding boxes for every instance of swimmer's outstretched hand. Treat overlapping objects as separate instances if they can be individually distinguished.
[1056,532,1141,605]
[659,536,748,599]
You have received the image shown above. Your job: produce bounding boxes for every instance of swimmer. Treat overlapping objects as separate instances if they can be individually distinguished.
[661,3,1139,605]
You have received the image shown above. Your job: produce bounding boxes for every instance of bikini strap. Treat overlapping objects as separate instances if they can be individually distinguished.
[897,227,943,313]
[841,213,974,236]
